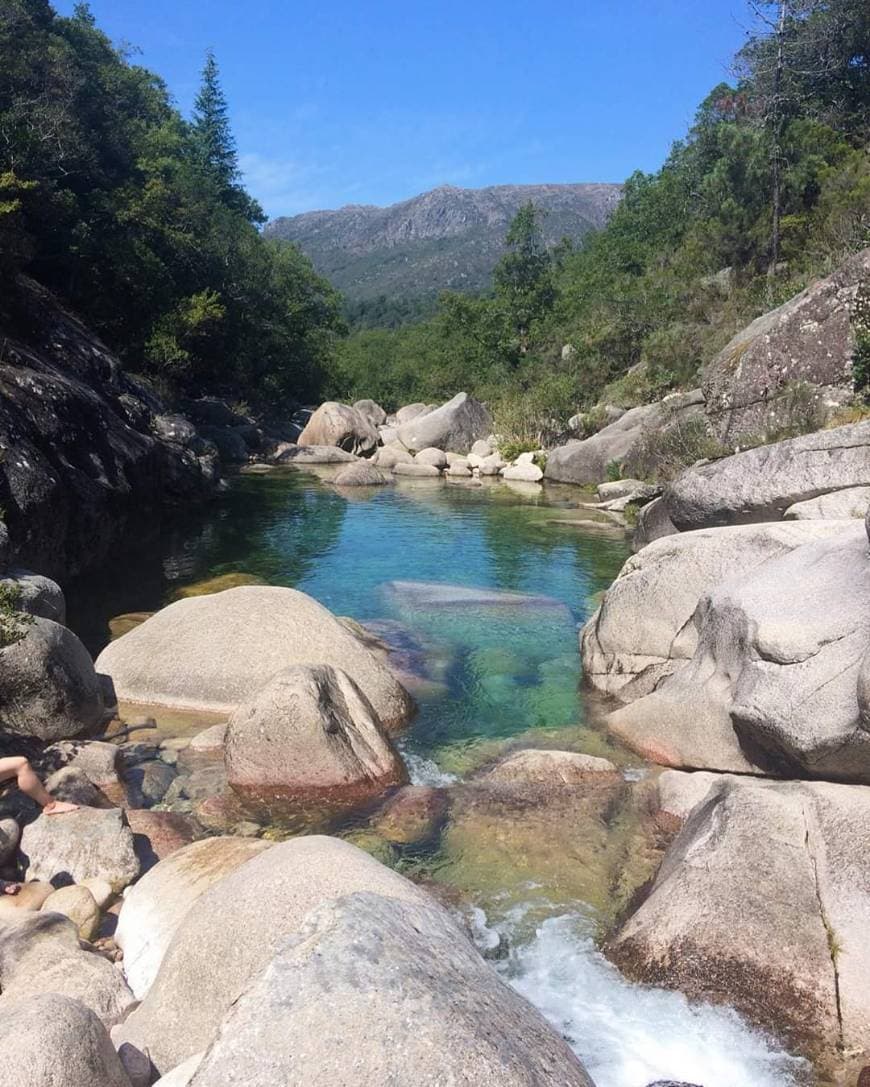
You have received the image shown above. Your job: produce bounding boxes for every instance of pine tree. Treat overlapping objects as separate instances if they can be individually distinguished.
[192,49,238,188]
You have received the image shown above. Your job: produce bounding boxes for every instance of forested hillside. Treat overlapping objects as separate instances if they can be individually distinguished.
[327,0,869,441]
[0,1,341,406]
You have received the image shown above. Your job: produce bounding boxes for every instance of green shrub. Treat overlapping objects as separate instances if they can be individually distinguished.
[631,416,730,482]
[852,279,870,398]
[498,438,539,463]
[605,459,623,482]
[0,582,33,649]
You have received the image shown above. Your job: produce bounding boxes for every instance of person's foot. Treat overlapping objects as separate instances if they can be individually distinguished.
[0,880,20,895]
[43,800,79,816]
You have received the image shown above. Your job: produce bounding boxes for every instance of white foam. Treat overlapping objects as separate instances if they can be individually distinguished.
[482,910,808,1087]
[402,749,458,787]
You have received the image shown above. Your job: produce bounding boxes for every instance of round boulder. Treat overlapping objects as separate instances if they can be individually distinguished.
[298,402,378,456]
[415,447,448,469]
[352,399,387,427]
[113,836,434,1074]
[0,993,132,1087]
[0,618,106,741]
[116,836,271,999]
[333,462,392,487]
[95,586,414,731]
[225,665,408,812]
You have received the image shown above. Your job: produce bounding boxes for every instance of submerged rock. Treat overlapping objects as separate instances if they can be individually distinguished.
[114,836,431,1074]
[372,785,449,845]
[95,585,414,731]
[224,664,408,814]
[332,461,392,486]
[186,893,595,1087]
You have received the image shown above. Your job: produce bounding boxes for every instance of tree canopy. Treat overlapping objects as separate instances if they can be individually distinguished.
[0,0,341,405]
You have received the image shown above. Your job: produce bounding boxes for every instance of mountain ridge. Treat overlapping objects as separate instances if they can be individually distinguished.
[265,182,622,304]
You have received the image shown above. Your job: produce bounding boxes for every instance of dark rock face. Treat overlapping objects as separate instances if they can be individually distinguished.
[703,247,870,442]
[0,277,219,578]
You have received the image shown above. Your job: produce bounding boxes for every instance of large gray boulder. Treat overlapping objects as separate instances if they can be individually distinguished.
[393,402,431,425]
[0,567,66,623]
[0,993,134,1087]
[187,893,595,1087]
[664,420,870,530]
[114,837,432,1074]
[95,586,414,731]
[225,665,408,813]
[0,617,107,741]
[545,390,704,485]
[20,807,140,892]
[332,461,392,486]
[297,402,378,456]
[582,520,850,700]
[607,522,870,779]
[396,392,491,453]
[785,485,870,520]
[609,776,870,1066]
[0,911,134,1027]
[352,399,387,427]
[703,247,870,442]
[116,837,271,999]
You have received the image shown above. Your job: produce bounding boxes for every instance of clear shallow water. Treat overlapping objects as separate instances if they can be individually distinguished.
[68,467,805,1086]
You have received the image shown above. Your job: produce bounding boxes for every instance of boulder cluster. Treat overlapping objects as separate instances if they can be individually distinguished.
[268,391,549,484]
[0,569,601,1085]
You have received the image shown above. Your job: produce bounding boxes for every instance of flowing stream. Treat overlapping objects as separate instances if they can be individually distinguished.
[68,467,807,1087]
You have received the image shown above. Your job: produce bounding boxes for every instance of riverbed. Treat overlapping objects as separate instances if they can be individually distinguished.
[68,467,807,1087]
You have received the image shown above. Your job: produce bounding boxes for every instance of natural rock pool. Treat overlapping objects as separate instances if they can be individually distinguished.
[69,468,808,1087]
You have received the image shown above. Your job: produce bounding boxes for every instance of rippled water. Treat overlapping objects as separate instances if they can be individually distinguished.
[67,467,806,1086]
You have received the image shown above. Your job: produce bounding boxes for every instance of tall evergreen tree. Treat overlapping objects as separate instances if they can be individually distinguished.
[192,49,238,188]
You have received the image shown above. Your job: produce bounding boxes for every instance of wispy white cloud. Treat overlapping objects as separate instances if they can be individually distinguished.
[238,152,327,217]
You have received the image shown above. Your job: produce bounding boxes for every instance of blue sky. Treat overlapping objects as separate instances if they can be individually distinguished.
[55,1,752,218]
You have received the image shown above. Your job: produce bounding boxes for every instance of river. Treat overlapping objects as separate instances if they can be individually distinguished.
[67,466,807,1087]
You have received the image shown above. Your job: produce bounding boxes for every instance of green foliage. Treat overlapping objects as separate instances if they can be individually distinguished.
[0,3,339,405]
[605,460,623,483]
[631,416,730,483]
[323,1,868,430]
[0,582,33,649]
[497,438,539,463]
[852,278,870,398]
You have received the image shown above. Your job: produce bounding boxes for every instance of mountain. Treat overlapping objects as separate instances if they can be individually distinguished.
[265,182,622,306]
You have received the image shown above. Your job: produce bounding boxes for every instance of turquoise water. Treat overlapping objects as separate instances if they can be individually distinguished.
[71,467,629,770]
[67,466,807,1087]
